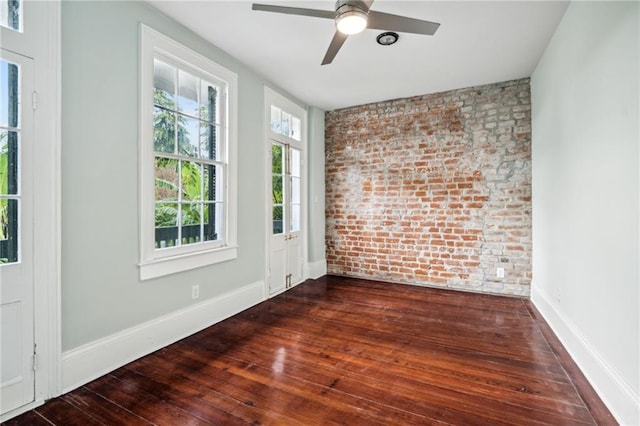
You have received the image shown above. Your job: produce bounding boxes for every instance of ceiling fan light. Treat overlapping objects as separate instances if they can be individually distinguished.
[336,9,367,35]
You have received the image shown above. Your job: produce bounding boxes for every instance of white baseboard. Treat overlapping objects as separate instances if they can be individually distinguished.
[1,400,45,423]
[306,259,327,279]
[531,287,639,425]
[62,281,265,394]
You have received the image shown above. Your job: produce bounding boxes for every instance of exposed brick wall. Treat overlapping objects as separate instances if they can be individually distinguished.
[325,78,531,296]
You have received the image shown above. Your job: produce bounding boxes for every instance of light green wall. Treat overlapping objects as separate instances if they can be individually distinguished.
[61,1,324,350]
[531,1,639,423]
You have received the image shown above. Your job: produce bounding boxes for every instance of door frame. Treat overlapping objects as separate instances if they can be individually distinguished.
[0,1,61,421]
[263,86,308,297]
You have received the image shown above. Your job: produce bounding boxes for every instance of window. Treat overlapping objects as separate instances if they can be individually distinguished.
[270,105,301,141]
[139,25,238,280]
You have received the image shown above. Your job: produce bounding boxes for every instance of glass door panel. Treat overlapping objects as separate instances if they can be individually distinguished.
[1,58,20,264]
[289,147,301,233]
[271,142,285,234]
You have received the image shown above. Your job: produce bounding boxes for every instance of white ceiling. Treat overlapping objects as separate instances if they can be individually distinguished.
[148,0,569,111]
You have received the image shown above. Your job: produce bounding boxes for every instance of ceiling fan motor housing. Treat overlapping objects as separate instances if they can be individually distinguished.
[335,0,368,19]
[335,0,368,34]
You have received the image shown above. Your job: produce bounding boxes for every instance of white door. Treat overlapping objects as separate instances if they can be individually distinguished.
[0,50,35,414]
[268,141,303,295]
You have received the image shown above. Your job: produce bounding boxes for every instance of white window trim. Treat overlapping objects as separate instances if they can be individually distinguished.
[139,25,238,281]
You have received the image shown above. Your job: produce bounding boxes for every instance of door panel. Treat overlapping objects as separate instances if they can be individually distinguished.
[1,50,35,414]
[287,146,302,286]
[269,239,287,295]
[287,234,303,286]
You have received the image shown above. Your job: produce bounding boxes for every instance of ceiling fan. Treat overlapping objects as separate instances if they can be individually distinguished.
[252,0,440,65]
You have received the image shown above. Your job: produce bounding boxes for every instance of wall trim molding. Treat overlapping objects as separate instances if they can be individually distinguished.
[306,259,327,279]
[531,287,639,425]
[61,281,265,394]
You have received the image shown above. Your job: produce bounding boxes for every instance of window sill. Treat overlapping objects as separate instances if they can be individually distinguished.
[139,245,238,281]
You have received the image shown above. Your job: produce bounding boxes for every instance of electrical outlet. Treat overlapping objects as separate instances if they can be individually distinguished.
[496,268,505,278]
[191,284,199,300]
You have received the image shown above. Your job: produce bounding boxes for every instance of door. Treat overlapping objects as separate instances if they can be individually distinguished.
[1,50,35,414]
[269,141,303,295]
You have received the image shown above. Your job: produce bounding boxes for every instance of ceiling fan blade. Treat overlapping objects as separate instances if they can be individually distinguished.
[252,4,335,20]
[367,10,440,35]
[321,31,349,65]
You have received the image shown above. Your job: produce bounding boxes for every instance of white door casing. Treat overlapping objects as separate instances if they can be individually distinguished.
[0,49,35,415]
[264,87,306,296]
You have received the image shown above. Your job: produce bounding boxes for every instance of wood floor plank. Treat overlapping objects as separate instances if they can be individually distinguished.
[1,410,53,426]
[34,398,104,426]
[3,276,614,425]
[61,387,153,425]
[85,374,212,425]
[121,352,294,425]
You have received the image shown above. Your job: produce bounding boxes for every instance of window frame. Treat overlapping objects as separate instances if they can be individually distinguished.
[139,25,238,280]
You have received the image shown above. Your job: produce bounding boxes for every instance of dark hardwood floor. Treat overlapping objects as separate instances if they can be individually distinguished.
[4,276,615,425]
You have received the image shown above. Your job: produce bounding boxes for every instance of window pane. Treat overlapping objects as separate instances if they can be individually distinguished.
[181,203,201,245]
[155,203,178,248]
[272,176,283,204]
[272,205,283,235]
[154,157,178,201]
[272,144,283,174]
[291,116,301,141]
[0,130,17,195]
[200,122,220,161]
[290,148,300,177]
[155,203,178,226]
[281,112,291,137]
[204,202,223,242]
[153,59,176,110]
[200,83,218,124]
[291,204,301,233]
[0,198,18,263]
[203,164,223,203]
[153,107,175,154]
[291,176,300,204]
[1,60,19,128]
[178,70,199,118]
[181,161,202,201]
[270,106,281,133]
[178,115,199,157]
[0,0,21,31]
